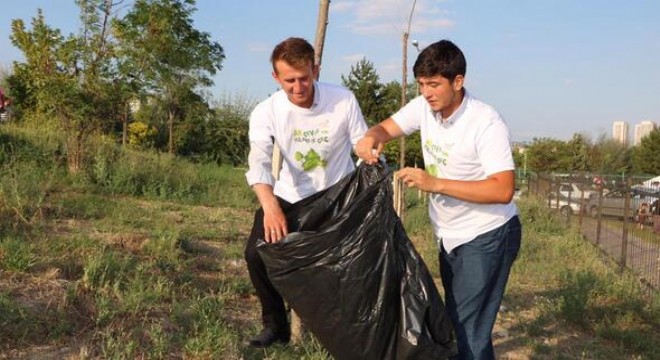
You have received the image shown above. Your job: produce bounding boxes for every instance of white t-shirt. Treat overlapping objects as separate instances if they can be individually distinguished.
[392,91,518,253]
[246,82,368,203]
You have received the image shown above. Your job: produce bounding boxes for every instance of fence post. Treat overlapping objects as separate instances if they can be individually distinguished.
[620,176,631,270]
[596,183,603,245]
[554,177,560,212]
[578,184,585,227]
[393,172,405,220]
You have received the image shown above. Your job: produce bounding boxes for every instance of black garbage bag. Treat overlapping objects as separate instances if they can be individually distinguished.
[256,163,456,359]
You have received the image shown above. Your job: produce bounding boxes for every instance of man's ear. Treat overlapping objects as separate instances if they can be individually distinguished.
[452,75,464,91]
[271,71,279,82]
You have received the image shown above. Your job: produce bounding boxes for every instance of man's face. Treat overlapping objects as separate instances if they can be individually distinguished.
[417,75,464,115]
[272,60,319,108]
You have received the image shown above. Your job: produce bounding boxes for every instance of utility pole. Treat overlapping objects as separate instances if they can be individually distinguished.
[400,0,417,170]
[314,0,331,77]
[396,0,417,220]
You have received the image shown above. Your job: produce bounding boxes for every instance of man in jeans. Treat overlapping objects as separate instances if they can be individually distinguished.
[356,39,521,359]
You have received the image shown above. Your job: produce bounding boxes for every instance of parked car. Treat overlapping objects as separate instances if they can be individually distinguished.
[548,196,583,217]
[547,183,591,216]
[587,189,658,222]
[557,182,593,200]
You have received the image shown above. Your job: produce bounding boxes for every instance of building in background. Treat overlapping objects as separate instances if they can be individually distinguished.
[634,120,658,146]
[612,121,628,147]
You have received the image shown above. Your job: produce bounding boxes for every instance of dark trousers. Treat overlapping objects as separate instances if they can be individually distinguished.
[440,215,521,360]
[244,197,292,333]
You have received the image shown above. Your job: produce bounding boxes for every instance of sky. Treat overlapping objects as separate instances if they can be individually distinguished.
[1,0,659,142]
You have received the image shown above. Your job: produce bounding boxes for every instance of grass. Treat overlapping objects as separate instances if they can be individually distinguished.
[0,125,658,359]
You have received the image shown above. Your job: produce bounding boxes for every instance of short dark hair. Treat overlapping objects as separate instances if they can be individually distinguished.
[270,37,315,73]
[413,40,466,81]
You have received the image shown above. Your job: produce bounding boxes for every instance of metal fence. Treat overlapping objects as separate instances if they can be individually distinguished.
[526,172,660,300]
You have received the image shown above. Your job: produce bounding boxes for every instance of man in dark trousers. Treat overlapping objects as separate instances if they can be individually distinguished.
[243,37,367,348]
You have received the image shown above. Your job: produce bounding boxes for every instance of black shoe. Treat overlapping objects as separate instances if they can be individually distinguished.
[248,328,290,348]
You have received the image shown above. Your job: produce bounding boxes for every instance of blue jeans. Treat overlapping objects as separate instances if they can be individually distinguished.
[439,216,521,360]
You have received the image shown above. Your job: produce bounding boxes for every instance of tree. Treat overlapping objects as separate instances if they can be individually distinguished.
[525,137,570,173]
[113,0,225,154]
[591,134,631,175]
[377,80,419,167]
[9,11,68,121]
[565,133,592,172]
[340,59,424,167]
[340,70,422,167]
[631,128,660,175]
[341,58,383,126]
[9,1,118,173]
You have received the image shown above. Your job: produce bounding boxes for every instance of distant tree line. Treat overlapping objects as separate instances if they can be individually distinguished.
[515,131,660,177]
[4,0,253,172]
[2,0,657,177]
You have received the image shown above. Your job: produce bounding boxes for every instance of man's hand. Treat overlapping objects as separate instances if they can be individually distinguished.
[397,167,437,193]
[262,205,288,243]
[355,135,383,165]
[355,119,404,165]
[252,183,289,243]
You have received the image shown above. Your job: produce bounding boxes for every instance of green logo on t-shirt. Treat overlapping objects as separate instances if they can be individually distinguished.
[426,164,439,177]
[293,128,329,171]
[424,140,450,177]
[294,149,327,171]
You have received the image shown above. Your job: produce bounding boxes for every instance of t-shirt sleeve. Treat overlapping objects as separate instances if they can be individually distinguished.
[347,93,369,145]
[245,103,277,187]
[390,96,424,135]
[475,114,515,176]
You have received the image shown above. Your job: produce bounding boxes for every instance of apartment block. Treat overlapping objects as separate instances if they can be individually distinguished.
[634,120,658,146]
[612,121,628,146]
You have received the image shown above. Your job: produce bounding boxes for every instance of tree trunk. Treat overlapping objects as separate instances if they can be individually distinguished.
[313,0,331,76]
[66,131,84,174]
[122,102,128,146]
[168,108,175,154]
[400,31,409,170]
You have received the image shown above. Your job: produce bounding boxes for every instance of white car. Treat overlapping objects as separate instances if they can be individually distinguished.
[548,195,583,217]
[548,183,590,217]
[557,183,592,200]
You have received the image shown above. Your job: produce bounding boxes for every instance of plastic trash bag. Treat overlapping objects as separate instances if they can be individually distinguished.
[257,163,456,359]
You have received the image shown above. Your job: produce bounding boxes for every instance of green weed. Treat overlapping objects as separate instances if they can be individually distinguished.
[82,249,136,291]
[0,236,37,272]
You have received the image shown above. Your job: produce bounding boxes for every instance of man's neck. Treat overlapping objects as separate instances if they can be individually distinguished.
[440,90,465,120]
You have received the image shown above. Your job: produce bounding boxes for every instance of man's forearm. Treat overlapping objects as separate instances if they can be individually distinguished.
[431,171,515,204]
[252,183,280,212]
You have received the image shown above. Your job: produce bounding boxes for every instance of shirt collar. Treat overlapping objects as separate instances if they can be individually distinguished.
[434,90,469,128]
[311,82,320,109]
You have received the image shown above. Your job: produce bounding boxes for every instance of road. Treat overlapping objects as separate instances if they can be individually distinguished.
[578,215,659,290]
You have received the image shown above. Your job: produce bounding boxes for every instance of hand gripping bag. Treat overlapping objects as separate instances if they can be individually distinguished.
[257,163,456,359]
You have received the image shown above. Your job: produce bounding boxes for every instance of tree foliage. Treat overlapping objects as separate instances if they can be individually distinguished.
[341,60,421,167]
[631,128,660,175]
[113,0,225,154]
[341,58,383,126]
[9,1,117,173]
[525,138,570,173]
[522,133,648,176]
[590,134,631,175]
